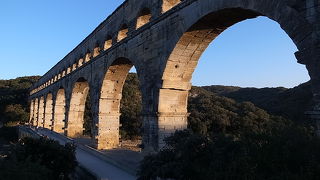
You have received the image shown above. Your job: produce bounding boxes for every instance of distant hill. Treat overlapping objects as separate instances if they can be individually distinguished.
[201,85,241,95]
[202,82,313,124]
[187,86,289,136]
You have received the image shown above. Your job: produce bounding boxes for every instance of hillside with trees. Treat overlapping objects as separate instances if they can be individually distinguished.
[203,82,313,124]
[0,76,40,125]
[187,87,288,137]
[0,135,78,180]
[138,124,320,180]
[138,84,319,180]
[118,74,314,139]
[0,75,318,179]
[0,75,314,141]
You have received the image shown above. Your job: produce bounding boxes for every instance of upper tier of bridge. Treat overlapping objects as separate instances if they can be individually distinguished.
[30,0,189,95]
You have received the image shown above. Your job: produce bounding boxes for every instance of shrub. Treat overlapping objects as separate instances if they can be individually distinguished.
[9,137,78,180]
[0,157,51,180]
[138,125,320,180]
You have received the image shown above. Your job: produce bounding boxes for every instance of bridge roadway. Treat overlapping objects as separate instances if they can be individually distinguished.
[29,127,136,180]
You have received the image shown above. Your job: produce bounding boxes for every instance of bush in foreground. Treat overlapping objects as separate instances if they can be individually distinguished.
[138,125,320,180]
[0,137,77,180]
[0,158,51,180]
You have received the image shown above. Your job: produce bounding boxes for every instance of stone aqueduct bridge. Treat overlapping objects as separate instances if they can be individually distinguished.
[29,0,320,151]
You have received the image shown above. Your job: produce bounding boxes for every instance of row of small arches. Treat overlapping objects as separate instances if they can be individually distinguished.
[30,89,66,134]
[31,0,183,95]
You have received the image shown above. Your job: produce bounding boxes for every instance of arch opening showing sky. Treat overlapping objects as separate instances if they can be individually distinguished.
[192,16,309,88]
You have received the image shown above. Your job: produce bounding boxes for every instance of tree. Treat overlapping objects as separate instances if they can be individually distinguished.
[188,87,283,138]
[138,126,320,180]
[0,157,52,180]
[138,87,320,180]
[84,91,93,137]
[120,73,142,140]
[0,76,40,124]
[10,137,78,180]
[4,104,29,124]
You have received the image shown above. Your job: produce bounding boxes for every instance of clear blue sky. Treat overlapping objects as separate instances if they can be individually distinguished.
[0,0,310,88]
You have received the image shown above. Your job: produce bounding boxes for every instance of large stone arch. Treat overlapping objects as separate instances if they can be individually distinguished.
[44,93,53,129]
[151,0,314,150]
[97,57,139,149]
[53,88,66,133]
[67,78,90,138]
[38,97,45,127]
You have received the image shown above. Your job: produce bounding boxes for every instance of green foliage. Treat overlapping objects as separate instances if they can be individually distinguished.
[82,73,142,140]
[202,85,241,94]
[138,125,320,180]
[10,137,78,180]
[120,73,142,140]
[138,85,320,180]
[188,87,284,137]
[0,157,52,180]
[0,76,40,124]
[4,104,29,124]
[4,121,20,127]
[84,92,93,137]
[203,82,313,124]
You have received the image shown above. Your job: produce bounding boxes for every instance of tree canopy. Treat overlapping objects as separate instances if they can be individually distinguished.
[0,76,40,124]
[137,84,318,180]
[0,137,77,180]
